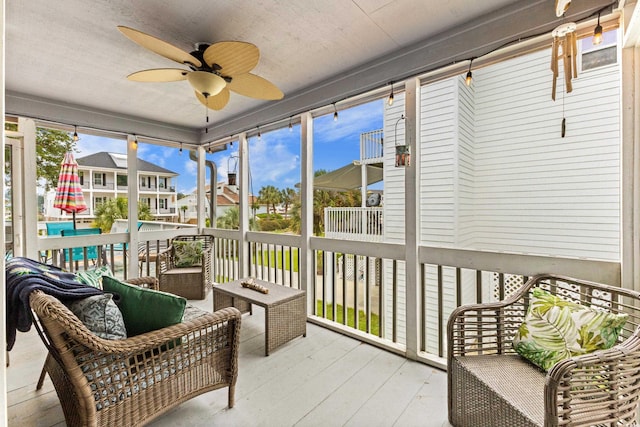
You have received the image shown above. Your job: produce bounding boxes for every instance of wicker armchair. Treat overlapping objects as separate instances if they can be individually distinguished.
[157,235,213,300]
[30,290,241,427]
[448,274,640,427]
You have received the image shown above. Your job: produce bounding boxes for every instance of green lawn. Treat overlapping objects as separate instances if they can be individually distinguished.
[315,300,380,337]
[253,249,299,272]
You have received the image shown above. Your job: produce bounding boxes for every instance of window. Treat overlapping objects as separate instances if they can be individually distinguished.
[140,177,146,188]
[580,29,617,72]
[94,197,107,209]
[93,173,105,186]
[117,175,127,187]
[78,171,84,186]
[159,177,167,188]
[159,198,167,209]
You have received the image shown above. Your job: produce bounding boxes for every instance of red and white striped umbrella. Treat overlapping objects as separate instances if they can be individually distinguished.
[53,152,87,227]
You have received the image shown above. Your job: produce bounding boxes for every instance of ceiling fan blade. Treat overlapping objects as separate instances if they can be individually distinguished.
[203,41,259,76]
[228,73,284,100]
[196,88,230,111]
[127,68,188,82]
[118,26,202,67]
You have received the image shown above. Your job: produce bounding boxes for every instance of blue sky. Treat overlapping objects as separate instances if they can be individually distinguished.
[74,99,383,195]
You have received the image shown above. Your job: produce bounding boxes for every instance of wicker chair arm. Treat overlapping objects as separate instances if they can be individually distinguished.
[447,297,527,356]
[31,291,241,354]
[124,276,159,291]
[156,246,173,275]
[545,339,640,425]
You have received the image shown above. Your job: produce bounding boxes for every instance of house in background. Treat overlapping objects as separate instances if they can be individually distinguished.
[177,183,264,225]
[44,152,179,223]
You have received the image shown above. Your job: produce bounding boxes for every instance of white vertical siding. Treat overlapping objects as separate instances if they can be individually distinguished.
[473,48,620,260]
[419,79,458,245]
[380,43,621,349]
[457,77,476,247]
[382,94,407,343]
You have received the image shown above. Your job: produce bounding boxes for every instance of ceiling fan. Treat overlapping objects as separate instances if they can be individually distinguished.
[118,26,284,112]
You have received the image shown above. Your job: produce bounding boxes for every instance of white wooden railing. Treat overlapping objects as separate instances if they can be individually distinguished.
[33,225,620,369]
[360,129,383,164]
[324,207,383,242]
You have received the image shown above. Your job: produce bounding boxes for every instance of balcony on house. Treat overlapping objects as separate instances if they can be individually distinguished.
[324,206,383,242]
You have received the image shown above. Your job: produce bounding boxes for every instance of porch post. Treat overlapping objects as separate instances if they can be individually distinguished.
[19,118,38,260]
[1,2,7,419]
[126,135,139,277]
[301,113,313,307]
[196,145,206,230]
[238,133,250,278]
[621,0,640,292]
[404,77,421,360]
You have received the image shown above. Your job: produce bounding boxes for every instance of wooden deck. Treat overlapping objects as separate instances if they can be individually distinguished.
[7,293,450,426]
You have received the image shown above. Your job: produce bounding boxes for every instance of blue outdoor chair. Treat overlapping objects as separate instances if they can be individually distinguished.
[61,228,101,264]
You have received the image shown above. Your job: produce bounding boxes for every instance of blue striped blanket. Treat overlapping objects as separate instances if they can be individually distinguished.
[6,257,102,350]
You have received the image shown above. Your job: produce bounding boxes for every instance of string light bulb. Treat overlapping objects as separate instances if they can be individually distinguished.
[333,103,338,121]
[257,126,261,139]
[465,58,474,86]
[179,142,183,154]
[132,134,138,149]
[289,117,293,132]
[73,126,79,142]
[388,82,394,106]
[593,12,603,45]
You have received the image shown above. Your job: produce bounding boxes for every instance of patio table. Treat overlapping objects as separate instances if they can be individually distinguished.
[213,278,306,355]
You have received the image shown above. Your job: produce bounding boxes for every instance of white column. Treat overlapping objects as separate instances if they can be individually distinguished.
[127,135,139,277]
[621,45,640,292]
[19,118,38,260]
[238,133,249,278]
[196,145,206,230]
[300,113,314,304]
[404,77,421,360]
[1,1,7,419]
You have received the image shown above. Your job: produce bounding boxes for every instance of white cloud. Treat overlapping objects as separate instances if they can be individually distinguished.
[75,135,126,157]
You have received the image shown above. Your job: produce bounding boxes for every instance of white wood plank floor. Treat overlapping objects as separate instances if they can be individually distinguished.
[7,293,451,427]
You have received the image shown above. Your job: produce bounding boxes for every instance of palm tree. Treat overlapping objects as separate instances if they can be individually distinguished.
[258,185,282,214]
[216,207,240,230]
[93,197,153,233]
[281,187,297,215]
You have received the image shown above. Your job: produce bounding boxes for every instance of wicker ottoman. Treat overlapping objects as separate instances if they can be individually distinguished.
[158,266,209,299]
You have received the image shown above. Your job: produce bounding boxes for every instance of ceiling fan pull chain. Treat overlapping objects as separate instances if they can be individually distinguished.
[205,95,209,133]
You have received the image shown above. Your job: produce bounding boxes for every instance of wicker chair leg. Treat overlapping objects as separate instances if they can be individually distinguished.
[36,354,49,390]
[229,385,235,408]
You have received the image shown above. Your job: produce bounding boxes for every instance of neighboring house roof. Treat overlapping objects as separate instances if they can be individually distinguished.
[76,152,178,175]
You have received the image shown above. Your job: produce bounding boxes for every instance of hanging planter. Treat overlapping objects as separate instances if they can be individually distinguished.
[227,157,238,186]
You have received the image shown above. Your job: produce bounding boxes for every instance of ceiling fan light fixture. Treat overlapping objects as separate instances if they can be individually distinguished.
[187,71,226,97]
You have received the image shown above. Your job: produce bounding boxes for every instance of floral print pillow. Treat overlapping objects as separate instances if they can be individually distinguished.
[173,240,203,267]
[513,288,627,371]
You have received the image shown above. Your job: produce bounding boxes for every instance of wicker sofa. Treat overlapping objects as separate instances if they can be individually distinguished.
[448,274,640,427]
[30,286,242,426]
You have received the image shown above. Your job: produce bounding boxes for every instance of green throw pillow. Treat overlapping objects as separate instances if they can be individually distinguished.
[173,239,203,267]
[513,288,627,371]
[76,264,115,289]
[102,276,186,337]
